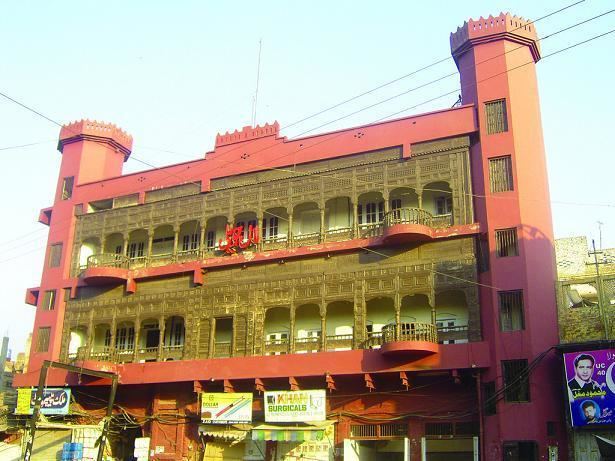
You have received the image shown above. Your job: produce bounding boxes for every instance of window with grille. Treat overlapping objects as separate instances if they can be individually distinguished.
[484,381,497,415]
[359,202,384,224]
[41,290,56,311]
[425,423,454,436]
[169,319,184,346]
[436,196,452,215]
[104,329,112,348]
[350,423,407,438]
[489,156,514,193]
[36,327,51,352]
[182,233,199,251]
[502,359,530,402]
[496,228,519,257]
[61,176,74,200]
[269,216,279,237]
[128,242,145,258]
[485,99,508,134]
[114,245,123,255]
[49,243,63,268]
[206,231,216,249]
[116,326,135,350]
[499,290,524,331]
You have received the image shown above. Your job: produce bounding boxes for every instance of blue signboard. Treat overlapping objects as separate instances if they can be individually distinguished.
[564,349,615,427]
[16,388,71,415]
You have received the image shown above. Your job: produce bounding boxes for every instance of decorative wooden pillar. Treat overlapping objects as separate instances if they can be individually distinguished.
[199,224,206,254]
[158,315,166,361]
[133,314,141,361]
[147,231,154,260]
[320,303,327,352]
[290,301,296,354]
[122,233,129,256]
[352,201,359,237]
[417,188,423,210]
[208,317,216,359]
[288,213,294,245]
[394,292,401,340]
[320,208,326,242]
[86,311,95,359]
[109,316,117,359]
[428,291,437,325]
[383,192,390,215]
[172,226,180,258]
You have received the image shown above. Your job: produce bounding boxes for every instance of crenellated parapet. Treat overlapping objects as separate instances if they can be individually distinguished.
[450,12,541,63]
[58,119,133,160]
[215,121,280,148]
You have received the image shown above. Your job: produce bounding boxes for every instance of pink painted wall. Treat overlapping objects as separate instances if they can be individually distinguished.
[452,13,564,459]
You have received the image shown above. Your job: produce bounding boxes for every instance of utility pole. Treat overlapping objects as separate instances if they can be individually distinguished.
[589,239,609,340]
[22,361,118,461]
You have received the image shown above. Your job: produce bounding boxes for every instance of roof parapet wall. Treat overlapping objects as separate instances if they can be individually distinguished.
[451,13,541,62]
[58,119,133,160]
[215,122,280,148]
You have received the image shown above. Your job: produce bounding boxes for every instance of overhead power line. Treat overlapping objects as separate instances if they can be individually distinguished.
[0,13,613,274]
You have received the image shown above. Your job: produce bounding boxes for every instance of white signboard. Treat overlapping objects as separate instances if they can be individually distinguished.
[264,390,326,422]
[201,392,253,424]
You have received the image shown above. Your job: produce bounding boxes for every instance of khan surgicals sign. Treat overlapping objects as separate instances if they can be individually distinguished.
[265,390,326,422]
[564,349,615,426]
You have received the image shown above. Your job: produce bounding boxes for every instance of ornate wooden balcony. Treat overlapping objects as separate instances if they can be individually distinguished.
[82,253,131,284]
[80,209,459,275]
[294,337,320,353]
[264,338,290,355]
[382,208,436,244]
[325,333,354,351]
[377,322,439,356]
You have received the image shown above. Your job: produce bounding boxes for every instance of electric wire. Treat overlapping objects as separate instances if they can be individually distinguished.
[1,9,611,263]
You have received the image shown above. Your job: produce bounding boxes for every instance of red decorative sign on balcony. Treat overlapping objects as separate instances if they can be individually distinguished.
[219,224,259,254]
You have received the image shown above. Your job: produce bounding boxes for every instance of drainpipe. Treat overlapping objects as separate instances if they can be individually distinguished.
[476,371,485,461]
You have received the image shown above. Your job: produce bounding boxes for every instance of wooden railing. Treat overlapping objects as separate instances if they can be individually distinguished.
[264,338,290,355]
[381,322,438,343]
[437,325,468,343]
[86,253,129,269]
[383,207,433,227]
[213,341,232,358]
[84,209,455,272]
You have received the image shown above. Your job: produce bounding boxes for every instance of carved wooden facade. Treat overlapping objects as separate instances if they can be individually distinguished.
[61,136,481,363]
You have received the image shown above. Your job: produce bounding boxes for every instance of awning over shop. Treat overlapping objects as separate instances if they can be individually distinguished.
[595,435,615,458]
[251,421,335,442]
[198,424,251,443]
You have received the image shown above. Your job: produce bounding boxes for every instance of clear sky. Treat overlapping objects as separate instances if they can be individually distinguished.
[1,1,613,355]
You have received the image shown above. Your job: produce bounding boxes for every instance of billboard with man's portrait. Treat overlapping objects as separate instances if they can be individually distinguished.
[564,349,615,427]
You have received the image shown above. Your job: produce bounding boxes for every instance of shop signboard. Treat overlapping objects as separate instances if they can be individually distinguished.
[15,387,71,415]
[265,390,326,422]
[201,392,253,424]
[564,349,615,426]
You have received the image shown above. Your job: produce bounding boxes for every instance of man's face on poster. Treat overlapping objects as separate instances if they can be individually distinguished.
[583,404,596,420]
[575,359,594,382]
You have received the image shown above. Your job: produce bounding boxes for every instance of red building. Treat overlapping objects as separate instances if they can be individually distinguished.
[16,12,566,461]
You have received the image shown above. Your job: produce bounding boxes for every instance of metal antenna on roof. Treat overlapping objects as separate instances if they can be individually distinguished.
[251,39,263,127]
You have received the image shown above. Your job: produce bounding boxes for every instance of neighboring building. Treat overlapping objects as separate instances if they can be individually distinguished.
[16,12,566,460]
[556,236,615,460]
[0,337,18,434]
